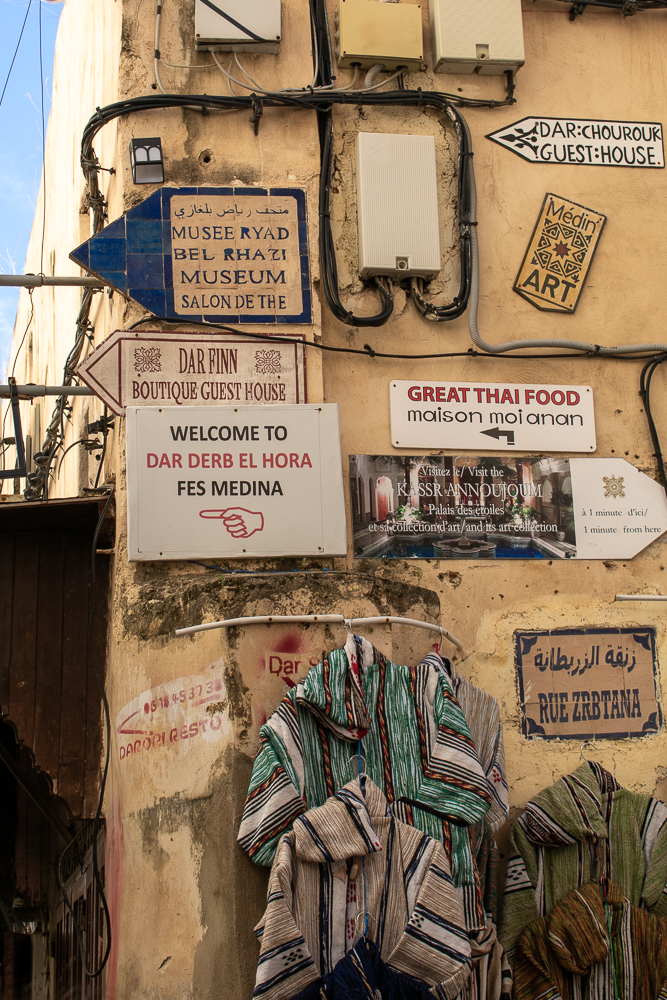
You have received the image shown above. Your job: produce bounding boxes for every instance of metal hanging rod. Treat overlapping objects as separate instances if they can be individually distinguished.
[175,613,464,650]
[0,385,95,398]
[0,275,103,288]
[615,594,667,602]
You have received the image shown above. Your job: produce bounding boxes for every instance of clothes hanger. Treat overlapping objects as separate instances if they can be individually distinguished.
[175,613,464,650]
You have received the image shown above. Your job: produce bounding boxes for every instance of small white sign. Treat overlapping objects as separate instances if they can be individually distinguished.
[390,381,595,452]
[126,404,347,560]
[571,458,667,559]
[487,117,664,168]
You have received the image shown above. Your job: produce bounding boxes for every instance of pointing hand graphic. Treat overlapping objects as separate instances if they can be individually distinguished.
[199,508,265,538]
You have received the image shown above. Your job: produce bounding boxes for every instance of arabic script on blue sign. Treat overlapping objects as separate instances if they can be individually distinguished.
[70,187,311,325]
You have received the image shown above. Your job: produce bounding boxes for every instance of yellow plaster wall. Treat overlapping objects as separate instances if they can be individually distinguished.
[4,1,667,997]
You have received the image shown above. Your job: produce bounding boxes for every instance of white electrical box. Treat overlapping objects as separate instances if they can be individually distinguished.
[429,0,524,75]
[335,0,424,71]
[194,0,281,53]
[355,133,441,280]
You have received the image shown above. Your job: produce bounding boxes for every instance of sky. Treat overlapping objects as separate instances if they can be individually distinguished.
[0,0,63,376]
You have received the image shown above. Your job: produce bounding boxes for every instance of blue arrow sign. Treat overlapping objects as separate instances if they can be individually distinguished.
[70,186,311,325]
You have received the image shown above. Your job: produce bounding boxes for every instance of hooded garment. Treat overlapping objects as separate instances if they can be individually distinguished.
[252,778,472,1000]
[445,660,508,927]
[447,662,508,837]
[513,880,667,1000]
[499,762,667,965]
[239,639,494,930]
[441,662,507,1000]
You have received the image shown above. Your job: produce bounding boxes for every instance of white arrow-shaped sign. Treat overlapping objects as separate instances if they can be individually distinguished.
[486,116,664,168]
[571,459,667,559]
[76,329,306,414]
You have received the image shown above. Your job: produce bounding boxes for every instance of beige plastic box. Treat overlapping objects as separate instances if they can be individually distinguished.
[430,0,524,75]
[194,0,281,53]
[356,132,441,279]
[335,0,424,71]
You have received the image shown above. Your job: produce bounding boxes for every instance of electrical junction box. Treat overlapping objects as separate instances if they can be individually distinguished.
[429,0,524,75]
[194,0,281,53]
[356,132,441,280]
[334,0,424,71]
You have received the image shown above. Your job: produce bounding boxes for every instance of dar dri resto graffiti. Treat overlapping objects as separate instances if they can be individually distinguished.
[350,455,575,560]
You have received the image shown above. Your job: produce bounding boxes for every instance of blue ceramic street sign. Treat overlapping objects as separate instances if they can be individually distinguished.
[70,186,311,325]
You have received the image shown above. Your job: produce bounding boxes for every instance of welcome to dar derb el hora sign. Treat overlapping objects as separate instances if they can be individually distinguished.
[70,187,311,325]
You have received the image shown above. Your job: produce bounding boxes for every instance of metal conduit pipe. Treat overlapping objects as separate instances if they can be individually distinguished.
[0,385,95,398]
[0,275,104,287]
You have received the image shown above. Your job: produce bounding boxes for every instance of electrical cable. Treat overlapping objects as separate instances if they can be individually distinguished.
[407,115,475,324]
[93,403,109,488]
[640,354,667,490]
[0,0,32,112]
[1,291,34,471]
[212,49,271,95]
[155,1,167,94]
[364,64,384,88]
[57,488,115,977]
[159,57,214,69]
[79,91,514,159]
[124,314,665,363]
[410,275,469,322]
[25,287,100,500]
[550,0,667,10]
[310,0,334,87]
[319,110,394,325]
[56,438,86,478]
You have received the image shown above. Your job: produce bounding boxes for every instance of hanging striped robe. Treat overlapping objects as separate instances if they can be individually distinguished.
[513,880,667,1000]
[239,639,493,931]
[499,762,667,969]
[253,778,472,1000]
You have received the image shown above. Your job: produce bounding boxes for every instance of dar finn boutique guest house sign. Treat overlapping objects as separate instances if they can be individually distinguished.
[70,187,311,324]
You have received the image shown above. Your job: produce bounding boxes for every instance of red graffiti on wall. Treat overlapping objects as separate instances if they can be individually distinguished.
[258,633,320,688]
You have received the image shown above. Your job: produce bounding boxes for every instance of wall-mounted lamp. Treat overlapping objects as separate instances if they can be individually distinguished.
[129,138,164,184]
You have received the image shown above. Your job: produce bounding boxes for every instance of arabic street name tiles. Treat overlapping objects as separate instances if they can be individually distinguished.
[514,193,606,313]
[515,627,661,740]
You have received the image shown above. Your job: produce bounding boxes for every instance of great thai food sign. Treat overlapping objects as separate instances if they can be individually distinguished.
[390,380,595,451]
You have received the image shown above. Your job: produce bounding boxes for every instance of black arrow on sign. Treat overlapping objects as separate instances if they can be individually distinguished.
[481,427,515,445]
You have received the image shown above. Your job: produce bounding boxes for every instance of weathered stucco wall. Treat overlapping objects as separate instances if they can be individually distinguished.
[4,0,667,997]
[2,0,123,499]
